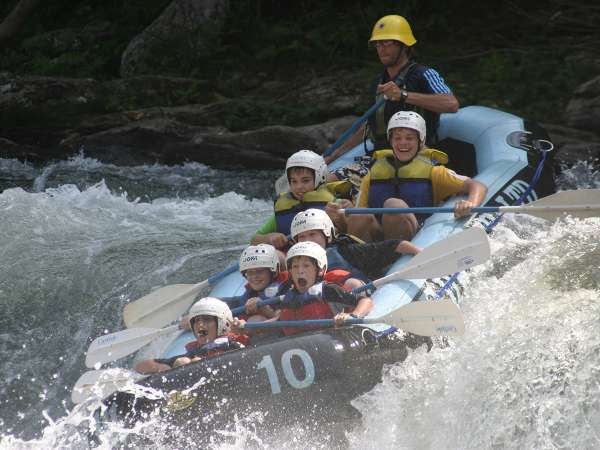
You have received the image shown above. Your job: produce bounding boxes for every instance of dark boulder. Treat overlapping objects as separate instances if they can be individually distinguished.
[566,75,600,132]
[120,0,229,78]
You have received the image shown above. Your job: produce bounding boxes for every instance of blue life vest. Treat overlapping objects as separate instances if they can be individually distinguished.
[222,280,282,309]
[367,149,448,211]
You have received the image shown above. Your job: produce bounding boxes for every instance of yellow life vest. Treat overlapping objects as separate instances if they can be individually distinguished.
[274,184,336,235]
[368,148,449,209]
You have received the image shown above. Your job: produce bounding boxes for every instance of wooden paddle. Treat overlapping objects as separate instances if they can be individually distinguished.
[122,263,239,329]
[341,189,600,221]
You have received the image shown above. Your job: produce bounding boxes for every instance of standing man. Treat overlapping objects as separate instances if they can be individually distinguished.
[326,15,459,168]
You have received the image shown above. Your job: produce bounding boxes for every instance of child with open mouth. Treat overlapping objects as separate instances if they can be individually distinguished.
[275,241,374,336]
[134,297,249,374]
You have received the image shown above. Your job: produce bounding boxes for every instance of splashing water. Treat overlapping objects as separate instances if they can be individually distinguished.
[346,169,600,449]
[1,156,599,449]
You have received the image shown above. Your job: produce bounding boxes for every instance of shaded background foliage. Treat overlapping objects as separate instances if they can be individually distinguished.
[1,0,599,126]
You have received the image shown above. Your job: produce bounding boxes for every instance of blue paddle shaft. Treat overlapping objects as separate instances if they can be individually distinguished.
[243,318,364,329]
[230,286,368,316]
[230,295,285,315]
[207,263,239,285]
[344,206,501,215]
[322,98,385,157]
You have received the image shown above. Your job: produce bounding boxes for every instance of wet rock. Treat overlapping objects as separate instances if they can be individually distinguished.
[0,137,64,162]
[543,122,600,168]
[0,74,218,144]
[59,115,358,168]
[566,75,600,132]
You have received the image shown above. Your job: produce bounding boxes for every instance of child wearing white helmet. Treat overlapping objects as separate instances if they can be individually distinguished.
[275,241,373,336]
[291,209,421,281]
[235,244,287,320]
[180,244,286,329]
[343,111,487,242]
[134,297,249,374]
[251,149,338,250]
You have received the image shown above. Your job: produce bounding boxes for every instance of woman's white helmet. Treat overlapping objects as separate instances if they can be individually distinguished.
[387,111,426,146]
[286,241,328,273]
[239,244,280,275]
[285,150,328,189]
[291,209,335,243]
[188,297,233,336]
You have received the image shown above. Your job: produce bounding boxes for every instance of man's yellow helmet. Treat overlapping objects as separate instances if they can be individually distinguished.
[369,15,417,46]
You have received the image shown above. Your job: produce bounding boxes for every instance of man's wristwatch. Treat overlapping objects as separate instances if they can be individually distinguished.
[400,89,409,102]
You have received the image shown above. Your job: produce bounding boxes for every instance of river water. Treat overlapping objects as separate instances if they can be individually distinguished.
[0,154,599,449]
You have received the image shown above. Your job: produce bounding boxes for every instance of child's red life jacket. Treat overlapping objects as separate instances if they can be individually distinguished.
[279,269,351,336]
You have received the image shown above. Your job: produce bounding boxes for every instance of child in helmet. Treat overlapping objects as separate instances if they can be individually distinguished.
[180,244,286,329]
[235,244,287,320]
[251,149,337,250]
[336,111,487,242]
[274,241,373,336]
[291,208,421,281]
[134,297,249,374]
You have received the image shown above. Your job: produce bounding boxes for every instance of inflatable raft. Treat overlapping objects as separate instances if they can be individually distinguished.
[102,106,557,432]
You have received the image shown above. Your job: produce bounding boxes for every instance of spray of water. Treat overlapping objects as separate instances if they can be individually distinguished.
[1,157,599,449]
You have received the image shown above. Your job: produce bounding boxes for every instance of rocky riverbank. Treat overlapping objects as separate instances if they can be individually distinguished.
[1,71,599,170]
[1,0,599,170]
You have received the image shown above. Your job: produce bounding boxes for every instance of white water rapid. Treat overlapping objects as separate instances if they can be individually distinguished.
[1,156,599,449]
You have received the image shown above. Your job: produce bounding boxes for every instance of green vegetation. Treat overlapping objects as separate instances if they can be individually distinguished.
[1,0,598,126]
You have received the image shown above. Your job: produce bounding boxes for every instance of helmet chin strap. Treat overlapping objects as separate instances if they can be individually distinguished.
[386,44,407,71]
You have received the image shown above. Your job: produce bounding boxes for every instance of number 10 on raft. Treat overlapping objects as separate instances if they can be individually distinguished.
[258,349,316,394]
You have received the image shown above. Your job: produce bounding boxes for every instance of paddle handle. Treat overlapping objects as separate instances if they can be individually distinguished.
[343,205,598,216]
[230,295,285,315]
[231,289,363,316]
[322,98,385,157]
[242,318,367,329]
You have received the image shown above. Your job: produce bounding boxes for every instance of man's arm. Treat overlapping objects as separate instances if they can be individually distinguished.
[404,92,459,113]
[378,65,460,113]
[378,83,459,113]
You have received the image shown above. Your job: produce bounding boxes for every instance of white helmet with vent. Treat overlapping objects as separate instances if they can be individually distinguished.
[188,297,233,336]
[239,244,280,274]
[285,150,328,189]
[387,111,426,145]
[290,209,335,243]
[286,241,328,273]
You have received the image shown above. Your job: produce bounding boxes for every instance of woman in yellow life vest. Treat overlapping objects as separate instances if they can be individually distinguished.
[345,111,487,242]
